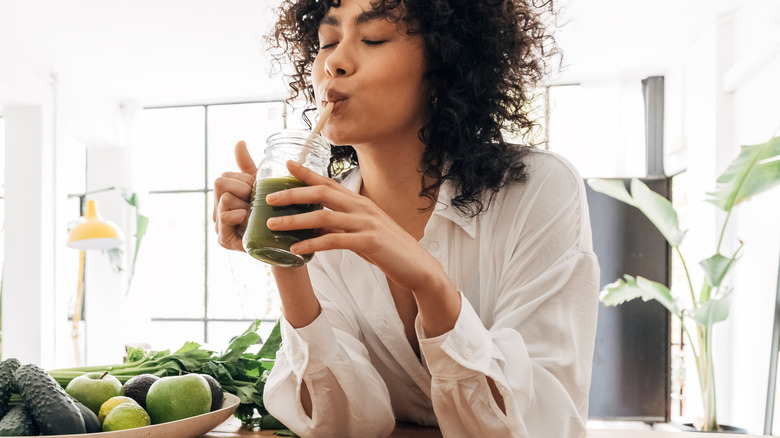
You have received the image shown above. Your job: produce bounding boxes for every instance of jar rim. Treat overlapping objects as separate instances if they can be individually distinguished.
[267,130,330,148]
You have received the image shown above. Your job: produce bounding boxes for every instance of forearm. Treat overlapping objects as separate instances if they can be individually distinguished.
[411,266,461,338]
[271,265,321,329]
[265,317,396,438]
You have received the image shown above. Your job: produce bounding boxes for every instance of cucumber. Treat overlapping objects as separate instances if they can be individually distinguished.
[0,404,39,436]
[0,358,21,418]
[14,363,86,435]
[73,399,101,433]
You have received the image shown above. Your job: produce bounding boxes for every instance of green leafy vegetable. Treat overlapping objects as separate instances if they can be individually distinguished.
[46,319,284,428]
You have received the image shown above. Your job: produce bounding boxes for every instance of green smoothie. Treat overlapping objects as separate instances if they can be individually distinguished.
[243,176,321,267]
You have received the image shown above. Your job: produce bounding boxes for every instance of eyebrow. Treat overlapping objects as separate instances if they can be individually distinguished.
[320,9,392,27]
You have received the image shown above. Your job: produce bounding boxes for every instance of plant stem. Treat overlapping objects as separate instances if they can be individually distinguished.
[681,320,700,360]
[696,323,718,431]
[716,209,733,254]
[675,247,698,308]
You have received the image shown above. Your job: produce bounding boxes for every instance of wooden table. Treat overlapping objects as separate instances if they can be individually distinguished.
[203,417,443,437]
[204,417,771,437]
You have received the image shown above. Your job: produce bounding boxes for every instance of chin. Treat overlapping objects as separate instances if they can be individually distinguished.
[322,127,359,147]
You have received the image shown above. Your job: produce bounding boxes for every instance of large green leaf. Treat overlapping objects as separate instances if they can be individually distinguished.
[600,274,682,318]
[219,319,263,363]
[257,320,282,360]
[630,179,687,247]
[699,253,738,289]
[687,292,733,326]
[706,136,780,211]
[587,179,636,206]
[587,178,686,247]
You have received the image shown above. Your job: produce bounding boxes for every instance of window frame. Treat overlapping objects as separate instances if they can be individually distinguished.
[139,100,287,343]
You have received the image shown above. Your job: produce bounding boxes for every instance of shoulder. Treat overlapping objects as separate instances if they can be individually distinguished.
[486,148,593,251]
[495,147,586,207]
[523,148,585,193]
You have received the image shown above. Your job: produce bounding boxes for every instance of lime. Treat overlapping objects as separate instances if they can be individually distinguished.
[102,402,151,431]
[98,396,139,423]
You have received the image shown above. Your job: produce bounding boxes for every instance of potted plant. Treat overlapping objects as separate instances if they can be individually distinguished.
[587,133,780,432]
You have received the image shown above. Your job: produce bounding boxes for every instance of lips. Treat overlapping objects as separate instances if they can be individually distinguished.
[323,89,348,103]
[321,89,349,114]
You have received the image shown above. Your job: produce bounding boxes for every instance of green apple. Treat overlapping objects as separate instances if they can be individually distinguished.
[65,372,124,415]
[145,374,212,424]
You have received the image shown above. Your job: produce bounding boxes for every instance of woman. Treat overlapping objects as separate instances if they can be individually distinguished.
[213,0,599,436]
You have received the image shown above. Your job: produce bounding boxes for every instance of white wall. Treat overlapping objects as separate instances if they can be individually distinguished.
[1,51,133,368]
[725,1,780,432]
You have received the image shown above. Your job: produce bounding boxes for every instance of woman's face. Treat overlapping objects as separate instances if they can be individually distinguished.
[312,0,429,147]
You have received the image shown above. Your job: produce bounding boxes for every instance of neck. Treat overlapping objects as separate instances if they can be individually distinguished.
[353,133,436,240]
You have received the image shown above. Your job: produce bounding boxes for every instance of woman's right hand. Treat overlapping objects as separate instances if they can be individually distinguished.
[213,141,257,252]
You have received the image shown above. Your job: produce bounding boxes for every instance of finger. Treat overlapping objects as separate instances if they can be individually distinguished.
[218,192,250,214]
[220,171,255,186]
[215,192,249,236]
[214,176,254,201]
[289,232,373,256]
[235,141,258,175]
[217,209,248,251]
[213,176,254,222]
[267,209,366,233]
[286,160,344,190]
[266,184,360,213]
[218,208,248,228]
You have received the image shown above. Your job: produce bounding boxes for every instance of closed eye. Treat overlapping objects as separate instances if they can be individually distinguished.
[319,42,338,50]
[363,40,387,46]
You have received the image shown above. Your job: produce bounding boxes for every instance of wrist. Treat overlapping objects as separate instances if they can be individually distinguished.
[413,271,461,337]
[271,265,321,328]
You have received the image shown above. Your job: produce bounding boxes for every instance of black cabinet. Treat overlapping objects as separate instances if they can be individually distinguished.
[586,178,671,422]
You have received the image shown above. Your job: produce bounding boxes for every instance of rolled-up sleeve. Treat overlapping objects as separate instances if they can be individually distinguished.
[264,266,396,438]
[418,252,599,438]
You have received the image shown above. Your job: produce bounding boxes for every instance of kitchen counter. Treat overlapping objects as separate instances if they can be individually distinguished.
[203,417,443,437]
[203,417,768,437]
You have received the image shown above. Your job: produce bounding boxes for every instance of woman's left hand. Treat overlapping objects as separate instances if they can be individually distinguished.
[265,160,447,295]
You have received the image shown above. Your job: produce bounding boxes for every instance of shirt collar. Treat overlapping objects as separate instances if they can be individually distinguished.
[338,167,477,238]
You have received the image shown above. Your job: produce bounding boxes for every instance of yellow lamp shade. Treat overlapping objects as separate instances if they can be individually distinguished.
[67,200,124,250]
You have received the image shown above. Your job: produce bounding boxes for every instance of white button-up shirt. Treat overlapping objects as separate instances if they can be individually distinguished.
[264,149,600,438]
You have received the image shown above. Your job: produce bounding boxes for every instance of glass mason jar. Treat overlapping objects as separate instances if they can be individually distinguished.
[242,130,331,267]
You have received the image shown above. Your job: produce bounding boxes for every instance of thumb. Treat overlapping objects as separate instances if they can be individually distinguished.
[235,141,258,175]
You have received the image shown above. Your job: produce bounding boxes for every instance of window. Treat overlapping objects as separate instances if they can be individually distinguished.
[0,116,5,313]
[526,81,647,179]
[129,102,285,350]
[0,116,4,355]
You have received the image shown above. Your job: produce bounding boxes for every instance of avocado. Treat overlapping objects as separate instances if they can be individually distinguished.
[14,363,86,435]
[0,358,21,418]
[122,373,159,409]
[201,374,224,411]
[73,399,102,433]
[0,404,39,436]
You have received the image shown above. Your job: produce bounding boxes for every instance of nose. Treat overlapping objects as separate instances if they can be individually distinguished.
[323,43,355,78]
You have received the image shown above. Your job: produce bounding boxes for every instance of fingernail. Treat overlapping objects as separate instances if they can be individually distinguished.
[267,217,279,227]
[265,192,277,202]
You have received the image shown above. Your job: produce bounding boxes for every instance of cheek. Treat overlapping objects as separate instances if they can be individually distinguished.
[311,57,326,95]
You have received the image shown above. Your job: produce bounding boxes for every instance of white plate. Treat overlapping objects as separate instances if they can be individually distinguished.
[28,393,240,438]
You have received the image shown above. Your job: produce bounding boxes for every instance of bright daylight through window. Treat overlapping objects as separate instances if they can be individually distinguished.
[128,102,285,351]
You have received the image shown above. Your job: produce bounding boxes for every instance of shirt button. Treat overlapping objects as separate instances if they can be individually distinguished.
[429,242,440,251]
[464,346,473,359]
[383,319,390,327]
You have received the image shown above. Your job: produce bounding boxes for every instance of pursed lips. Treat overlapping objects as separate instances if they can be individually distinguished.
[322,90,349,113]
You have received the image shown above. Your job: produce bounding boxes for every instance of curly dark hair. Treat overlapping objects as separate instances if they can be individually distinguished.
[268,0,557,217]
